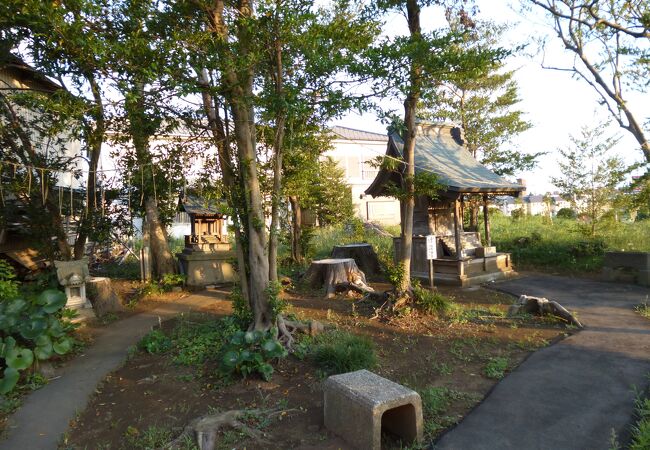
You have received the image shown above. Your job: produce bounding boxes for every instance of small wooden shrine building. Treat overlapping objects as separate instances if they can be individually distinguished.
[365,123,525,286]
[177,195,235,286]
[178,195,230,252]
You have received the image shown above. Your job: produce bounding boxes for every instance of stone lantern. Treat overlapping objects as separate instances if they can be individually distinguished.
[54,258,92,309]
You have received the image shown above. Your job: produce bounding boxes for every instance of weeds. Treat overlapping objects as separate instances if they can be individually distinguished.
[418,386,481,437]
[635,297,650,319]
[629,386,650,450]
[310,330,377,377]
[412,282,453,315]
[484,357,509,380]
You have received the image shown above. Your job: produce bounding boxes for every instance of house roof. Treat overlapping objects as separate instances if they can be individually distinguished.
[331,126,388,142]
[1,54,61,93]
[365,123,525,196]
[179,195,228,217]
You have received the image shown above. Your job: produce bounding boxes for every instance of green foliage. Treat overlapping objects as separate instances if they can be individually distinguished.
[412,281,453,315]
[310,330,376,377]
[424,22,537,177]
[492,215,650,272]
[418,386,481,437]
[139,330,172,355]
[552,124,629,236]
[0,262,76,394]
[636,299,650,319]
[171,316,240,367]
[630,393,650,450]
[160,273,186,292]
[556,208,576,219]
[219,330,287,381]
[230,285,253,327]
[484,357,508,379]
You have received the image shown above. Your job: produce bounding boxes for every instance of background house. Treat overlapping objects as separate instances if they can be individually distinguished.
[326,126,400,225]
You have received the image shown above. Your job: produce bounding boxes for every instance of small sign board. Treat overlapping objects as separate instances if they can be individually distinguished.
[426,235,437,260]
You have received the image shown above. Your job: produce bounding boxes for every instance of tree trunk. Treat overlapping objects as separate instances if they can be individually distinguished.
[268,19,286,283]
[145,197,175,279]
[397,0,422,296]
[74,74,104,260]
[289,195,302,263]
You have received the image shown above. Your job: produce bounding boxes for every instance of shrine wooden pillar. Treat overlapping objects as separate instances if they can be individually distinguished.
[483,194,491,247]
[453,198,462,261]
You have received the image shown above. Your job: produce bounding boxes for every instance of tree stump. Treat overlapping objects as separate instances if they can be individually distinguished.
[507,295,583,328]
[303,258,373,298]
[87,277,124,317]
[331,243,381,277]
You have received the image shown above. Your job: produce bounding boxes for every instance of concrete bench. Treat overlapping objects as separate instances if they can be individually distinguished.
[323,369,423,450]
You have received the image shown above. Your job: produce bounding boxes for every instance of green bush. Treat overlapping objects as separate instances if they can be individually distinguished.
[0,261,76,394]
[160,273,186,291]
[556,208,576,219]
[311,330,376,377]
[219,330,287,381]
[139,329,172,354]
[412,281,453,315]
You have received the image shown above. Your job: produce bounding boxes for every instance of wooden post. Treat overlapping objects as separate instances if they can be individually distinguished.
[483,194,491,247]
[453,198,462,261]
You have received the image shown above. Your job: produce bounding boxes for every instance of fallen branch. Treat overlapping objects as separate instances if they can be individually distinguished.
[508,295,583,328]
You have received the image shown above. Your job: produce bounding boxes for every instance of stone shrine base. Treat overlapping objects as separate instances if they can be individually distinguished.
[177,249,237,287]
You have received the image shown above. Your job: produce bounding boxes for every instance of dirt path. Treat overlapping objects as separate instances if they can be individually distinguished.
[0,290,227,450]
[435,275,650,450]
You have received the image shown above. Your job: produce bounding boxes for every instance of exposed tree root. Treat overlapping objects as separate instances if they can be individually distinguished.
[508,295,583,328]
[275,315,325,352]
[164,408,296,450]
[334,282,389,303]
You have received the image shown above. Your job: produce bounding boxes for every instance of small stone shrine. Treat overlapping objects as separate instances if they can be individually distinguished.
[176,195,236,287]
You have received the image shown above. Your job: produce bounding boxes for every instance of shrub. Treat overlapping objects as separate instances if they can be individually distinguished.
[160,273,186,291]
[311,330,376,377]
[0,261,76,394]
[412,281,452,315]
[139,329,172,354]
[556,208,576,219]
[569,239,607,257]
[219,330,287,381]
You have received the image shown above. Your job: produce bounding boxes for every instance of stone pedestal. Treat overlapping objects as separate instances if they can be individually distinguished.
[177,248,237,287]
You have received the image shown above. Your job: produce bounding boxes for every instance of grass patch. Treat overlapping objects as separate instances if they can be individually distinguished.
[491,215,650,273]
[138,314,241,367]
[635,298,650,319]
[310,330,377,377]
[629,388,650,450]
[484,357,509,380]
[413,282,453,315]
[418,386,481,437]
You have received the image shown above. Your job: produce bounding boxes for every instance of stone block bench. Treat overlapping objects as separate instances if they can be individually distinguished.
[323,369,423,449]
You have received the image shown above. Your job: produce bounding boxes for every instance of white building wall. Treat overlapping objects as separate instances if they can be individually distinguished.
[324,138,401,225]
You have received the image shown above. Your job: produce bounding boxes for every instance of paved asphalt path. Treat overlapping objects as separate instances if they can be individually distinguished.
[435,275,650,450]
[0,291,224,450]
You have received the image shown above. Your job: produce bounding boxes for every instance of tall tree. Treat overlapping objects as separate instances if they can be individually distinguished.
[529,0,650,163]
[363,1,503,299]
[551,123,628,236]
[0,0,111,259]
[425,23,536,177]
